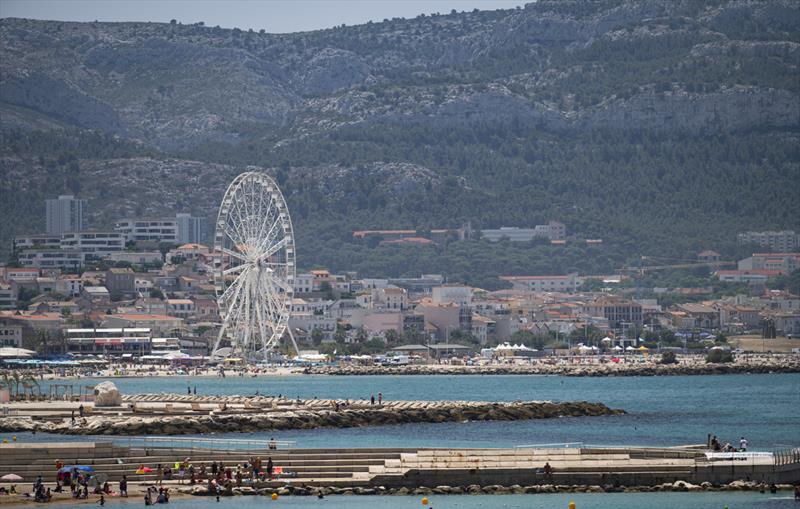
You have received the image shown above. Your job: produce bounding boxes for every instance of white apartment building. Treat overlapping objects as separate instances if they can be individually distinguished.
[18,250,85,269]
[108,251,163,265]
[13,234,61,251]
[60,231,125,259]
[116,214,207,244]
[0,284,16,310]
[55,277,83,297]
[738,253,800,274]
[175,213,207,243]
[0,325,23,347]
[737,230,799,252]
[358,287,408,310]
[166,299,196,319]
[500,273,581,293]
[46,195,86,234]
[2,268,40,283]
[432,285,473,306]
[115,218,178,243]
[481,221,566,242]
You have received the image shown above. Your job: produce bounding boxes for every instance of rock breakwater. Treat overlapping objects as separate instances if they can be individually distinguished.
[305,356,800,376]
[0,399,623,436]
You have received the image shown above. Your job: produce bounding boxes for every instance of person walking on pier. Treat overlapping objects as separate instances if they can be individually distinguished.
[543,462,553,481]
[119,475,127,497]
[740,436,748,451]
[79,404,85,418]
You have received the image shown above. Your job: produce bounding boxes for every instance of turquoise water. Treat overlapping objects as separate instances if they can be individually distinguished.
[54,492,799,508]
[21,374,800,449]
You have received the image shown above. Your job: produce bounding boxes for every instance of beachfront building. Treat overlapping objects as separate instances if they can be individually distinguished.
[46,195,87,234]
[103,313,183,335]
[64,327,153,356]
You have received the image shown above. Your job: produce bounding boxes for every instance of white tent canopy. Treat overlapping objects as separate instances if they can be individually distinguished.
[612,345,623,351]
[0,347,36,358]
[625,346,636,351]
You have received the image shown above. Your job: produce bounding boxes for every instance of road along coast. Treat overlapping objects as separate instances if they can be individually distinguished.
[304,355,800,376]
[0,396,623,435]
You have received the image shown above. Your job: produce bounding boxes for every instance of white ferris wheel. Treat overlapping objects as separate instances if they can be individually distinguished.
[212,171,299,359]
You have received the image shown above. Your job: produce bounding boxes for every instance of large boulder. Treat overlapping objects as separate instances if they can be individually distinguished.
[94,381,122,407]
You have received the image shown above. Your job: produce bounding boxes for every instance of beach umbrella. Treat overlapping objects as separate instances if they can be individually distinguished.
[1,474,22,481]
[58,465,94,473]
[625,346,635,351]
[637,345,649,351]
[612,345,623,351]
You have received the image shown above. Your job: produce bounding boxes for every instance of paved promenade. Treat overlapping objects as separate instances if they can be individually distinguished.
[0,440,797,502]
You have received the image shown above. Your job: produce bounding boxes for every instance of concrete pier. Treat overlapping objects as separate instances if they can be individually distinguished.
[1,441,797,491]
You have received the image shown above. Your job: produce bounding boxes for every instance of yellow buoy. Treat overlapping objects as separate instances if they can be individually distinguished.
[12,436,16,441]
[2,439,7,444]
[568,502,576,509]
[271,492,278,501]
[421,496,429,505]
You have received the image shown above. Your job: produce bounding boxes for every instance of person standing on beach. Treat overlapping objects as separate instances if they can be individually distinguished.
[370,394,375,405]
[78,404,84,418]
[378,392,383,405]
[119,475,127,497]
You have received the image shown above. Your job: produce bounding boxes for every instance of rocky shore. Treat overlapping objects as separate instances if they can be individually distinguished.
[305,356,800,377]
[0,400,623,436]
[178,479,795,497]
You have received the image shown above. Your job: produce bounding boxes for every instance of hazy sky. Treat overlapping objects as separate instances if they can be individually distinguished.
[1,0,526,33]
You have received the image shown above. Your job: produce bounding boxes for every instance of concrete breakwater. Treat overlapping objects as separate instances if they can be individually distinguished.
[0,398,623,435]
[178,480,798,497]
[305,357,800,376]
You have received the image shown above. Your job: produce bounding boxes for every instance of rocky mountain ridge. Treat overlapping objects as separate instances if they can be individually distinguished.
[1,0,797,149]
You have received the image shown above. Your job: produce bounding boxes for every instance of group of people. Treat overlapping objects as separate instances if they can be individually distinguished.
[144,486,170,505]
[709,434,748,452]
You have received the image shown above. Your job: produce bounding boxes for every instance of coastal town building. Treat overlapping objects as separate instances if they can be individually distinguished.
[0,324,23,347]
[737,230,799,252]
[0,284,15,310]
[500,274,581,293]
[45,195,86,234]
[738,253,799,274]
[481,221,566,242]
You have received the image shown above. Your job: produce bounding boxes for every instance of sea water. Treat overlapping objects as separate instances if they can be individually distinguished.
[51,492,799,508]
[25,373,800,450]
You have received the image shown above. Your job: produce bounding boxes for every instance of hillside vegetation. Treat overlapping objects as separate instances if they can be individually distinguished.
[0,0,798,286]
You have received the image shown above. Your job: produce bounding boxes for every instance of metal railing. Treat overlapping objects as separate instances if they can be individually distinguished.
[773,447,800,466]
[95,435,296,452]
[514,442,583,449]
